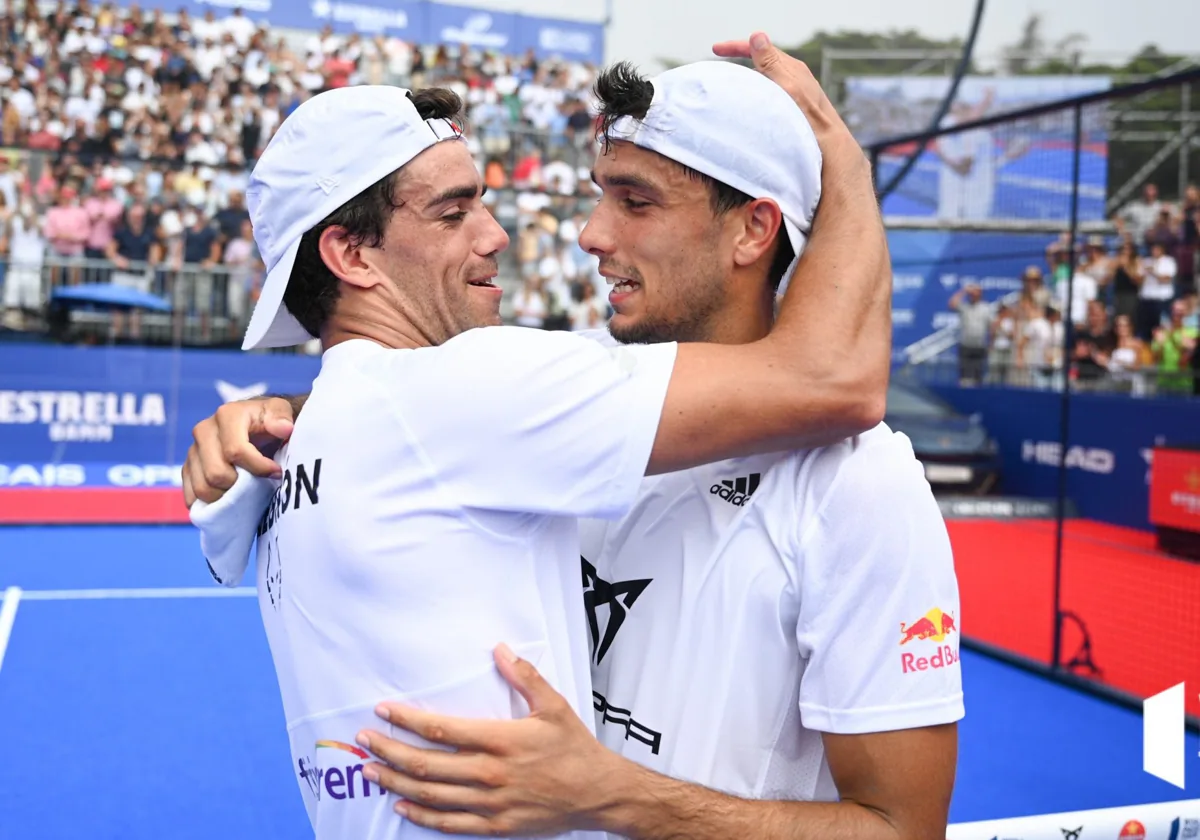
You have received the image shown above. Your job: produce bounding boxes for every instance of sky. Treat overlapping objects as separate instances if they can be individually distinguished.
[449,0,1198,75]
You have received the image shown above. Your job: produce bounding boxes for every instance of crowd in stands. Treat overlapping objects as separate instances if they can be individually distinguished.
[0,0,604,337]
[951,182,1200,396]
[0,0,1195,394]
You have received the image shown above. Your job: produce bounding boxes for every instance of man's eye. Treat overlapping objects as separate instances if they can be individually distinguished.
[622,198,650,210]
[442,211,467,223]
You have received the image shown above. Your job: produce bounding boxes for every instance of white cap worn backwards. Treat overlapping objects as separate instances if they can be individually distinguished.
[608,61,822,295]
[242,85,464,351]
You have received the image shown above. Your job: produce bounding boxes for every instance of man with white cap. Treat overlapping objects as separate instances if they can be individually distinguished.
[185,36,916,840]
[344,46,960,840]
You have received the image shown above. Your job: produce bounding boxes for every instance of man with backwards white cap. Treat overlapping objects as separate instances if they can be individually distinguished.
[185,35,950,840]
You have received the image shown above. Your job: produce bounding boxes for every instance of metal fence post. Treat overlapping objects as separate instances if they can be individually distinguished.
[1052,102,1085,672]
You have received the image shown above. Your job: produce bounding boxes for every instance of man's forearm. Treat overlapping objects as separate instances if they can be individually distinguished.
[596,760,899,840]
[771,129,892,418]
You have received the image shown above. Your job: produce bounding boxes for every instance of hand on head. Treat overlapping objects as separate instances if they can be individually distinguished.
[711,32,844,141]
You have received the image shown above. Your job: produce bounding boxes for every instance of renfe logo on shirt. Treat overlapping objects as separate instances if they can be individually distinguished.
[298,740,386,803]
[899,607,959,675]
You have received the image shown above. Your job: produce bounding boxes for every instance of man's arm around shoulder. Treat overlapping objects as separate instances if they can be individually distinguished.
[648,38,891,475]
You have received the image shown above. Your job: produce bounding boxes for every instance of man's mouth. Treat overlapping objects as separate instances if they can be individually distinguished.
[603,274,641,294]
[467,276,498,289]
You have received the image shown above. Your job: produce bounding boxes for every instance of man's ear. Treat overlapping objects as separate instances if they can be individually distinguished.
[318,226,384,290]
[731,198,783,270]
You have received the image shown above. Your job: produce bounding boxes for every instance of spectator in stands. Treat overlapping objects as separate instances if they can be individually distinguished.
[1079,235,1112,291]
[221,216,257,327]
[2,197,46,330]
[567,280,606,333]
[1072,300,1116,388]
[511,275,547,329]
[1108,314,1152,395]
[1045,306,1066,390]
[107,203,159,283]
[178,203,221,317]
[43,184,90,284]
[986,301,1015,385]
[1017,300,1054,389]
[1021,265,1051,311]
[1181,184,1199,295]
[83,177,122,261]
[1049,244,1097,326]
[0,155,18,211]
[948,282,989,385]
[1110,240,1143,326]
[1144,207,1180,253]
[213,188,249,247]
[1120,183,1163,246]
[1151,299,1198,394]
[1138,241,1178,341]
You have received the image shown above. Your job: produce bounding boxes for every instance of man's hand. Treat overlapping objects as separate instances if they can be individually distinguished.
[712,32,848,145]
[356,645,621,837]
[182,397,297,508]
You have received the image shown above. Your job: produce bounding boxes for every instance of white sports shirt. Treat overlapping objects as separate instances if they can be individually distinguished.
[576,333,964,803]
[254,327,676,839]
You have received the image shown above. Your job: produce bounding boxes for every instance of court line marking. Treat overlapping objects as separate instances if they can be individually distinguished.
[19,587,257,601]
[0,586,23,675]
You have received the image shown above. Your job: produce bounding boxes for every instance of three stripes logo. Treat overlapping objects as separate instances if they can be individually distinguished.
[710,473,761,507]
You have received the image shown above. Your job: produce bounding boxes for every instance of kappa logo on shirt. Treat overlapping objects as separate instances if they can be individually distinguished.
[710,473,760,506]
[582,558,651,665]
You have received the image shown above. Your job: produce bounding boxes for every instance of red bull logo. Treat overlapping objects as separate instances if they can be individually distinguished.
[900,607,959,675]
[900,607,956,645]
[1119,821,1146,840]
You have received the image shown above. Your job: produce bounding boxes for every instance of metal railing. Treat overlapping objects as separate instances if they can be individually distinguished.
[896,354,1198,398]
[1,257,260,347]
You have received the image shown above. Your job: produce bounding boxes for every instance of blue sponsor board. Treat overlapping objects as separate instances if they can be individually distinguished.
[105,0,604,64]
[889,229,1048,356]
[931,385,1200,531]
[0,462,183,488]
[0,343,320,466]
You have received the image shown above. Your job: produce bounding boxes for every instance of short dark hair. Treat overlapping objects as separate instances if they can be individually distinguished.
[593,62,794,290]
[283,87,464,339]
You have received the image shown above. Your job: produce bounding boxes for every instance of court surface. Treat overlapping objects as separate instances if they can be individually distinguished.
[1,525,1197,839]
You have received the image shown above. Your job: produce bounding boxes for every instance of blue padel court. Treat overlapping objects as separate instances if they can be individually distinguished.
[1,525,1196,839]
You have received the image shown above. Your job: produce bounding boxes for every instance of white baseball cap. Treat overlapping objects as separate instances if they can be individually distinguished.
[242,85,464,350]
[607,60,822,295]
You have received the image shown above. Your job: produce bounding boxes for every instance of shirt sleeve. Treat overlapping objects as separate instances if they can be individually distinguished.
[396,326,677,520]
[794,425,965,734]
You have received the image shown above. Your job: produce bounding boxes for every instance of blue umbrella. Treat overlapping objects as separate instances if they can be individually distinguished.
[51,283,172,312]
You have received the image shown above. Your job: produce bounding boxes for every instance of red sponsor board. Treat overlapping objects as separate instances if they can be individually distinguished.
[1149,447,1200,533]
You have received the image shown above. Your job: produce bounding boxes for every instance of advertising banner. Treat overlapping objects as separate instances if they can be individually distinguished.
[932,384,1200,531]
[105,0,604,64]
[1150,446,1200,533]
[0,344,320,470]
[847,76,1112,223]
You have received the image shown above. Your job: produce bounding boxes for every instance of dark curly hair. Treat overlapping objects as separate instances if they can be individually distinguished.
[593,61,795,290]
[283,88,465,339]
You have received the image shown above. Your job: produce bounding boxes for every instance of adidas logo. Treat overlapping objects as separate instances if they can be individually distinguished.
[710,473,760,507]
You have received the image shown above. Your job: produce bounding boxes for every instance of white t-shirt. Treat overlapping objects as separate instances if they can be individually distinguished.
[1141,255,1177,301]
[938,122,995,221]
[1055,272,1097,325]
[255,327,676,840]
[1023,317,1052,368]
[577,370,963,803]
